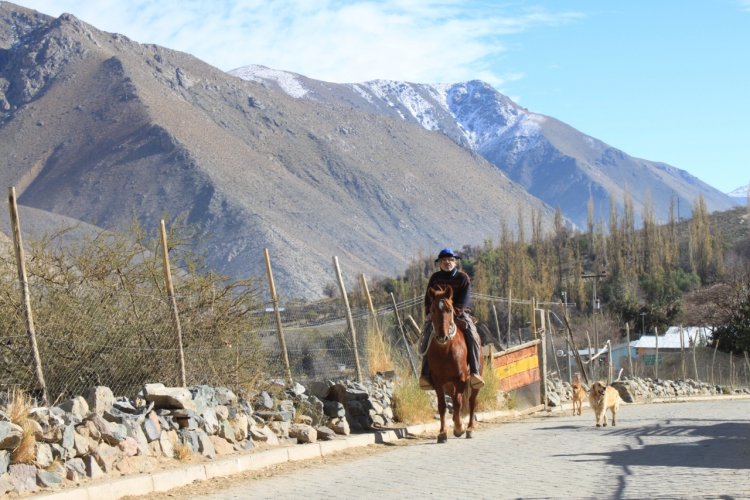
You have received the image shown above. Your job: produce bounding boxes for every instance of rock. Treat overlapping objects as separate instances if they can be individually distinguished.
[115,455,158,475]
[0,421,23,450]
[158,430,176,458]
[84,386,115,416]
[118,437,139,457]
[315,426,336,441]
[0,473,14,494]
[122,419,151,456]
[228,412,249,441]
[58,397,89,420]
[83,455,103,479]
[289,423,317,444]
[250,425,279,446]
[269,421,290,438]
[36,469,64,488]
[257,391,274,410]
[95,442,122,472]
[209,435,235,456]
[307,380,334,399]
[213,387,237,406]
[200,407,220,435]
[64,458,86,482]
[327,417,350,436]
[0,450,10,474]
[142,384,196,411]
[196,431,216,459]
[9,463,37,494]
[35,443,54,468]
[143,413,161,442]
[323,400,346,419]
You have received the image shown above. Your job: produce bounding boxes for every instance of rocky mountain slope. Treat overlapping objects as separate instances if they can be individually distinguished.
[0,2,556,299]
[231,66,738,228]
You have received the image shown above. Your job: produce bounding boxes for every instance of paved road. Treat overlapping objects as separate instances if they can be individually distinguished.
[181,399,750,499]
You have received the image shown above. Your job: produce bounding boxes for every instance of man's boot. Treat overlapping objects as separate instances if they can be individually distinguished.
[461,314,485,389]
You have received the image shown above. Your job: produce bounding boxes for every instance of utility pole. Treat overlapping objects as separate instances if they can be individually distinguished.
[582,270,606,361]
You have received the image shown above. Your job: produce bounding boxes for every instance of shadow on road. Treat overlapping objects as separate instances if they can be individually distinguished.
[544,420,750,470]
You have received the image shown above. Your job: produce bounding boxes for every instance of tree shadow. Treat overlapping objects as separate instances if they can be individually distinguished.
[544,418,750,470]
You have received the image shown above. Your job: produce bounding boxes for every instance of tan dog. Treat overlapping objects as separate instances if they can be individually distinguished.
[588,381,621,427]
[571,381,587,416]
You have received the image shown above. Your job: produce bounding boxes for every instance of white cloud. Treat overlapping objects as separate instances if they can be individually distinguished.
[19,0,582,85]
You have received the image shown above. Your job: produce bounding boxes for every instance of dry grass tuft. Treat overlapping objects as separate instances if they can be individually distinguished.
[365,321,393,375]
[174,442,192,462]
[6,388,37,464]
[391,368,434,424]
[476,361,504,412]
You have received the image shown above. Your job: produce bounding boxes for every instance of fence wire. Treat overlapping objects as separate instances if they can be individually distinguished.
[2,270,747,402]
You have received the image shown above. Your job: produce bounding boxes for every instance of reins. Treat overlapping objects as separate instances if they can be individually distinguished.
[421,296,457,354]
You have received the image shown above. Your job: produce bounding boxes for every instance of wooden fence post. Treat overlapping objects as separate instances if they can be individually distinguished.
[392,293,417,378]
[160,220,187,387]
[560,300,588,385]
[626,322,633,376]
[491,304,502,346]
[507,289,512,344]
[8,187,48,405]
[654,327,659,380]
[333,256,363,382]
[679,325,686,380]
[539,328,548,410]
[264,249,293,385]
[360,273,384,338]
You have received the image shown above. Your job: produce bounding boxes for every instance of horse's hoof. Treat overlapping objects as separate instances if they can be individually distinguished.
[453,429,465,438]
[466,430,473,439]
[437,433,447,444]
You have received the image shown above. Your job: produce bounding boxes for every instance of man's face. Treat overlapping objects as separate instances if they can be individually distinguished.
[438,256,456,271]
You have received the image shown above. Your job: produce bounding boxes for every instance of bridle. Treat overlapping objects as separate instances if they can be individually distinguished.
[432,298,457,345]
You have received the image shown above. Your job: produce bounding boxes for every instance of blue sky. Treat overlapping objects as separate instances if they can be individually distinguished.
[15,0,750,194]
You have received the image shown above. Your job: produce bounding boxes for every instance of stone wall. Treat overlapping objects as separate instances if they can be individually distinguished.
[1,373,747,495]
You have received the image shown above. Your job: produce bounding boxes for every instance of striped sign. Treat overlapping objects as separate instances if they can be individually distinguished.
[491,340,541,408]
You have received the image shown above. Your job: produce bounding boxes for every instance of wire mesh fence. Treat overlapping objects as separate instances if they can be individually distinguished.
[3,266,749,404]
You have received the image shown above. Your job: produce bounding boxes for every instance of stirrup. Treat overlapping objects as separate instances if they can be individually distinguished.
[419,376,433,390]
[470,373,485,390]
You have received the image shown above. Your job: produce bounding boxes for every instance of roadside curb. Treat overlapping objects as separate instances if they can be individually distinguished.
[31,404,543,500]
[29,396,749,499]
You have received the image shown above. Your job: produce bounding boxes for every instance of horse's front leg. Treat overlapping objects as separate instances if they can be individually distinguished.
[436,386,448,443]
[466,387,479,438]
[452,384,465,437]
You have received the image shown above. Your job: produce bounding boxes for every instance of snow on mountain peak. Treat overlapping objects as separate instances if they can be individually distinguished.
[728,184,750,198]
[229,64,309,99]
[361,79,446,130]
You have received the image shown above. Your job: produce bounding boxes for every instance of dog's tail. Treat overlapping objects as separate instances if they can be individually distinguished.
[610,381,634,403]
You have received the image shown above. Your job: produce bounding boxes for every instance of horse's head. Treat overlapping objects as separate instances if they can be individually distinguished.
[429,285,457,344]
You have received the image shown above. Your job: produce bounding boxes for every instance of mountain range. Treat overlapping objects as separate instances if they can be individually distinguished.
[0,2,738,299]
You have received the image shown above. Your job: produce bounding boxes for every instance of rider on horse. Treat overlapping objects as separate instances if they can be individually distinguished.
[419,247,485,390]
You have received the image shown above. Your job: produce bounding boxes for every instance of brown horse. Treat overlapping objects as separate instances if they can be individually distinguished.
[426,285,483,443]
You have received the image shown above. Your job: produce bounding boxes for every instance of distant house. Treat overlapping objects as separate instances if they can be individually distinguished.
[632,326,713,365]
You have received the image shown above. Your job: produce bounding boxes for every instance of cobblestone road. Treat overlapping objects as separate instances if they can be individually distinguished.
[175,398,750,499]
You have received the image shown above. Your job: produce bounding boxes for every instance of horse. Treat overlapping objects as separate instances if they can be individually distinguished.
[425,285,483,443]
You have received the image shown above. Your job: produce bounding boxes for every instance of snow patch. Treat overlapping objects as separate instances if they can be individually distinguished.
[229,64,309,99]
[362,80,441,130]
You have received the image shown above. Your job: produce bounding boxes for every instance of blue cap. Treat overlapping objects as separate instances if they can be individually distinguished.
[435,247,460,262]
